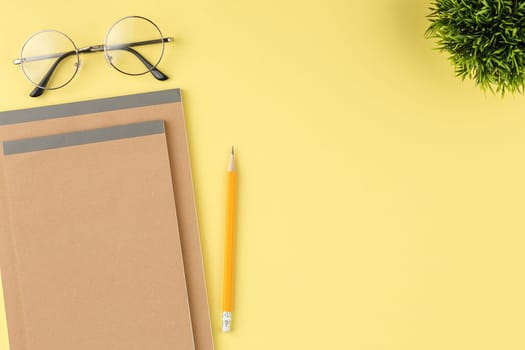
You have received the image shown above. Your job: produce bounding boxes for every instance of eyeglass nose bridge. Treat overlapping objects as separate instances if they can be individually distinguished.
[78,45,105,53]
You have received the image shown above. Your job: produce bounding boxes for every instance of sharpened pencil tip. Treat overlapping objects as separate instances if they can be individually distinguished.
[228,147,235,171]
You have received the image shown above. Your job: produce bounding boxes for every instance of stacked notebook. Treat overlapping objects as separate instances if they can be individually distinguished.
[0,90,214,350]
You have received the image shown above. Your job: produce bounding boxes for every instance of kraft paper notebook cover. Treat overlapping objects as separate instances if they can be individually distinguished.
[0,120,195,350]
[0,90,214,350]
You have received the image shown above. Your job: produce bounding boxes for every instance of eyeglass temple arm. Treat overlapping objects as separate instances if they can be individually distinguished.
[113,47,168,80]
[30,50,77,97]
[106,37,173,51]
[14,37,173,65]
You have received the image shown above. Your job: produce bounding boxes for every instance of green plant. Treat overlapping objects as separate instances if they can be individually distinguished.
[426,0,525,95]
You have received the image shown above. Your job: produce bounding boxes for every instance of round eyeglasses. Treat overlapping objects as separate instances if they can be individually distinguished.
[13,16,173,97]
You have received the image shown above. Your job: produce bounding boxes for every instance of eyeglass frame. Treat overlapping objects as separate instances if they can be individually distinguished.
[13,15,173,97]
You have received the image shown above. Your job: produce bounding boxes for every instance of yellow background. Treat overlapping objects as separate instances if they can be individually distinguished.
[1,1,525,349]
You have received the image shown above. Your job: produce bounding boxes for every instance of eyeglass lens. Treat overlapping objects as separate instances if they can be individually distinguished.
[20,30,79,90]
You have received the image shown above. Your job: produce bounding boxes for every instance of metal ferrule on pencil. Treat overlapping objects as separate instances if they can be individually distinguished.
[222,311,232,332]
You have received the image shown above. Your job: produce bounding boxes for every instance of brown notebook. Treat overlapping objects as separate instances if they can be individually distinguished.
[0,90,214,350]
[0,120,195,350]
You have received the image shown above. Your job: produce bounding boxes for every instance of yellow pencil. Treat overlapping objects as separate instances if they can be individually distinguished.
[222,146,237,332]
